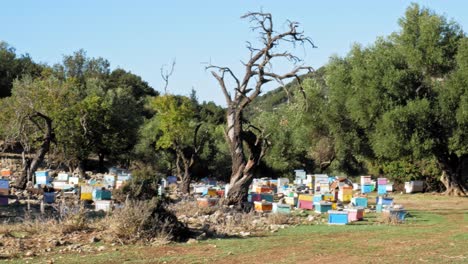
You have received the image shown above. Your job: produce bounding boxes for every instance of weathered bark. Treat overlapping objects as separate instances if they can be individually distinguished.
[180,164,192,194]
[224,108,266,205]
[177,150,196,194]
[15,112,53,189]
[438,155,468,196]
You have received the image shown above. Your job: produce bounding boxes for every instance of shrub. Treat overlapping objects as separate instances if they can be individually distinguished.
[104,198,190,244]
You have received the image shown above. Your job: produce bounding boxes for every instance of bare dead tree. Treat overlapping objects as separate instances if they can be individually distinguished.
[207,12,315,206]
[160,59,176,94]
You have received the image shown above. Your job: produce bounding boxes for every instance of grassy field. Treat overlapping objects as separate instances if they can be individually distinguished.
[10,193,468,264]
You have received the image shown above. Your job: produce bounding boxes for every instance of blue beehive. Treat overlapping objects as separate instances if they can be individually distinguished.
[328,210,349,225]
[383,208,407,221]
[351,197,368,207]
[314,201,332,213]
[376,196,394,206]
[376,204,383,212]
[260,193,274,202]
[0,179,9,189]
[43,192,55,204]
[362,184,373,193]
[248,193,261,202]
[35,171,51,185]
[92,189,112,201]
[313,194,323,203]
[378,185,387,195]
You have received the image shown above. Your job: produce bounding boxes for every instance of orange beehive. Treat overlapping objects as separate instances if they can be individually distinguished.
[255,186,272,194]
[1,170,11,177]
[254,201,273,212]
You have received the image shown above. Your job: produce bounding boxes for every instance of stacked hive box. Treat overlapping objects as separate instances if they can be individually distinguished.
[297,194,314,210]
[338,186,353,202]
[294,169,306,185]
[376,196,394,212]
[314,174,329,193]
[35,171,51,186]
[0,179,9,206]
[80,185,93,201]
[361,176,373,194]
[254,201,273,212]
[377,178,387,195]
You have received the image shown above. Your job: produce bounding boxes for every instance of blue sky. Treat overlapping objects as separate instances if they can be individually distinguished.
[2,1,467,105]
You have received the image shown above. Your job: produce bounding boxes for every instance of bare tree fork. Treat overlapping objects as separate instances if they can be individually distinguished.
[207,12,315,206]
[15,112,54,189]
[161,59,176,94]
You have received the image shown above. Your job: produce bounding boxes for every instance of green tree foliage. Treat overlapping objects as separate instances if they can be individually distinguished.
[146,94,204,193]
[326,4,467,195]
[0,42,43,98]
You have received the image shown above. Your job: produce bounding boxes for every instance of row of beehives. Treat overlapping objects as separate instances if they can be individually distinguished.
[0,168,131,212]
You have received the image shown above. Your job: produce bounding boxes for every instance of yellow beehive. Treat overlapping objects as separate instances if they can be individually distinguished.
[298,194,313,202]
[207,188,217,197]
[80,192,92,201]
[332,202,337,210]
[323,193,334,202]
[80,186,93,201]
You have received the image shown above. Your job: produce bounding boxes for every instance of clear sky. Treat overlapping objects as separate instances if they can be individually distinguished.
[2,1,467,105]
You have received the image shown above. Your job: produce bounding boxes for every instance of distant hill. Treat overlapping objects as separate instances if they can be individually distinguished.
[245,67,326,117]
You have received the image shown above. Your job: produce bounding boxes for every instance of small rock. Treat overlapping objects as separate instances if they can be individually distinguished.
[196,232,207,240]
[239,231,250,237]
[186,238,198,244]
[24,251,35,257]
[97,246,106,252]
[307,215,315,222]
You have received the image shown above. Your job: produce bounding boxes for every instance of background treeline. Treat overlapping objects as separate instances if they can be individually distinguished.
[1,4,467,194]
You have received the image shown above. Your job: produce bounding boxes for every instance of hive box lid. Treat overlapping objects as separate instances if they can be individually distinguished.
[328,210,348,214]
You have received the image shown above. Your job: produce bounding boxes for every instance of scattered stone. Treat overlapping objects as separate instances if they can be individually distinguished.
[186,238,198,244]
[24,251,34,257]
[97,246,106,252]
[239,231,250,237]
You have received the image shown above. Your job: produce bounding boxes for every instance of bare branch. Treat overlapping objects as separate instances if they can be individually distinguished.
[160,59,176,94]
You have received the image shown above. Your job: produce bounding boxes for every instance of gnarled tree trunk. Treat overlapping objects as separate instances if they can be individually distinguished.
[438,155,468,196]
[223,108,266,205]
[15,112,53,189]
